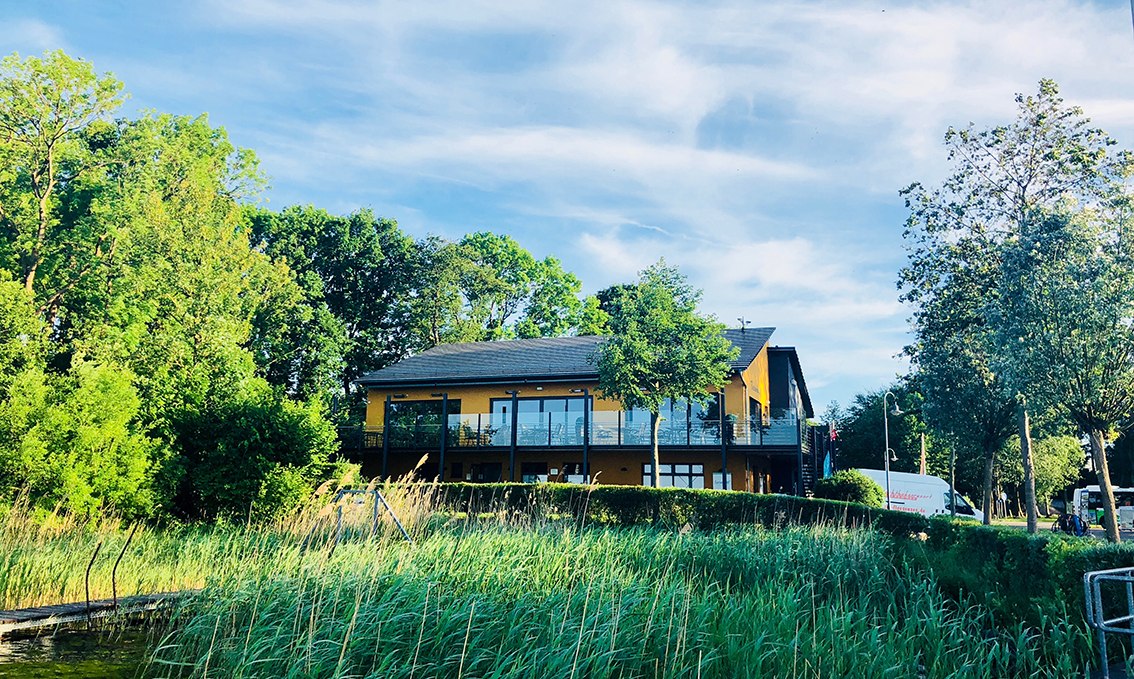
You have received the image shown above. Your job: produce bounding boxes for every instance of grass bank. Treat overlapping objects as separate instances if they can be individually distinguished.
[0,483,1111,677]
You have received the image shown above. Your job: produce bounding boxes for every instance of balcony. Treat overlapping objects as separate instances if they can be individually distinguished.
[341,412,804,451]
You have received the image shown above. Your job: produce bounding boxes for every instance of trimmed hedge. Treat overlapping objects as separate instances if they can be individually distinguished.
[435,482,930,536]
[913,517,1134,622]
[812,469,884,507]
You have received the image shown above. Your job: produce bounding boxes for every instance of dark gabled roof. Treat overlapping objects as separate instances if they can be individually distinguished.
[722,327,775,371]
[355,327,776,389]
[356,335,607,388]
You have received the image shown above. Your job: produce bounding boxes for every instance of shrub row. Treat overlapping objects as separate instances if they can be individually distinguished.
[435,482,930,536]
[915,518,1134,622]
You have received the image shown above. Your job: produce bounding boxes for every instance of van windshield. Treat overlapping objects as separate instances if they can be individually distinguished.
[945,491,975,516]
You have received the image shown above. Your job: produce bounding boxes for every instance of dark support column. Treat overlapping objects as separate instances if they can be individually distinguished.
[719,390,728,490]
[582,391,590,481]
[507,390,519,482]
[438,393,448,482]
[381,394,392,479]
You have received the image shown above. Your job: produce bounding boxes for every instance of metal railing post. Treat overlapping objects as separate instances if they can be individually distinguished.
[85,541,103,628]
[111,524,138,612]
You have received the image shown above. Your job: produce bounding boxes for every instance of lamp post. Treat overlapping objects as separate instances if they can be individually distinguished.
[570,388,590,482]
[431,392,448,482]
[882,391,904,511]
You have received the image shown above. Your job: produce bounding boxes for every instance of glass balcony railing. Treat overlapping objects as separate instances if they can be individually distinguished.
[343,412,804,450]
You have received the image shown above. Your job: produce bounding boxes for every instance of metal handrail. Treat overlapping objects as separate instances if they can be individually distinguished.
[350,413,806,450]
[1084,567,1134,678]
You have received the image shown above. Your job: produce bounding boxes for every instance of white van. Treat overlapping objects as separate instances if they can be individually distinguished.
[853,469,984,522]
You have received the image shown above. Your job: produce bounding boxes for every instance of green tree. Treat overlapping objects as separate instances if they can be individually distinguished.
[166,386,337,521]
[993,207,1134,541]
[900,80,1129,534]
[0,51,124,312]
[996,435,1084,513]
[248,206,417,404]
[595,261,737,487]
[828,383,941,482]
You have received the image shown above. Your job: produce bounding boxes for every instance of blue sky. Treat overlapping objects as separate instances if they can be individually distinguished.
[6,0,1134,409]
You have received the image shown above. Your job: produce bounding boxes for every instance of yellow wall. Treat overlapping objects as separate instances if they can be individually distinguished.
[367,447,755,491]
[362,343,778,492]
[365,347,771,427]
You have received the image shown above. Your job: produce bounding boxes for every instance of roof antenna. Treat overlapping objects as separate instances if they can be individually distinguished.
[737,317,751,332]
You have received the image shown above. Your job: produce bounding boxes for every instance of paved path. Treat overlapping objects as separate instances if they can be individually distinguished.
[995,518,1134,540]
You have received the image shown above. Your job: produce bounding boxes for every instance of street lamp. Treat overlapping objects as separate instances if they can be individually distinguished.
[882,391,904,510]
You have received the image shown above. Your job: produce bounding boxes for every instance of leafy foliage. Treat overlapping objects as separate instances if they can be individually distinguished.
[596,261,737,486]
[166,388,337,521]
[813,470,884,507]
[900,80,1132,538]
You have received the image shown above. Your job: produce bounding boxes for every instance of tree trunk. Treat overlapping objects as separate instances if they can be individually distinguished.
[651,410,661,488]
[982,447,994,525]
[1019,402,1037,533]
[1089,428,1121,543]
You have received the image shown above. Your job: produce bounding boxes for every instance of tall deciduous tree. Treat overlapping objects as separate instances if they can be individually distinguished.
[900,79,1129,534]
[248,206,417,404]
[595,261,737,487]
[0,50,124,316]
[993,207,1134,542]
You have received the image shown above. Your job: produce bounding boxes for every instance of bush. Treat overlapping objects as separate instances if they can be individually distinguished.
[167,388,338,521]
[432,482,929,536]
[813,470,884,507]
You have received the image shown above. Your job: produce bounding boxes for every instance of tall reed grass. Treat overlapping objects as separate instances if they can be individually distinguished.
[0,482,1095,677]
[144,523,1091,678]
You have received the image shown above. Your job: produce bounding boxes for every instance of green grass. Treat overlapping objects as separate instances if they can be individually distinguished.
[141,524,1091,678]
[0,488,1098,678]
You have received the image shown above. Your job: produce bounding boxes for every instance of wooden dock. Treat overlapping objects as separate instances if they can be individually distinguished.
[0,592,188,638]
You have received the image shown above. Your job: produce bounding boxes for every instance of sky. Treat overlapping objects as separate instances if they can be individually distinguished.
[5,0,1134,409]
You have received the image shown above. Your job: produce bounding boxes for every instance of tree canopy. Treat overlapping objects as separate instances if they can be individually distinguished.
[899,79,1134,538]
[596,260,737,487]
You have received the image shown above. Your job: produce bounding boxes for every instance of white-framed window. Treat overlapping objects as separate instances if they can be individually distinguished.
[642,463,705,488]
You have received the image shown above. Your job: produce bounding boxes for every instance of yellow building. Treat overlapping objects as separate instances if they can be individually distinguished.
[353,327,820,494]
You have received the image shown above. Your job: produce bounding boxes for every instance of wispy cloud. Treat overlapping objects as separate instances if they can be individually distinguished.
[19,0,1133,405]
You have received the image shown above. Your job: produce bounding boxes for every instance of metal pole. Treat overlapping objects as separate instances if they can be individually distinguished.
[375,490,414,544]
[382,394,392,479]
[719,390,728,490]
[111,524,139,612]
[85,541,103,629]
[883,392,892,511]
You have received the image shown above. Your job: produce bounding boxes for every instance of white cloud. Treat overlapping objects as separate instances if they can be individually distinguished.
[128,0,1134,403]
[0,19,68,54]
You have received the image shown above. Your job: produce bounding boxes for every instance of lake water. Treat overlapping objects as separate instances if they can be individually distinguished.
[0,628,152,678]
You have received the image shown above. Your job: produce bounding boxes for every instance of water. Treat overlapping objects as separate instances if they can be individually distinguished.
[0,628,151,678]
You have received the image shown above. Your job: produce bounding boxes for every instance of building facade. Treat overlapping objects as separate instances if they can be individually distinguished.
[351,327,821,495]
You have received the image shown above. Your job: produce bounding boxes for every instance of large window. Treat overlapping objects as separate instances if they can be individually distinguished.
[642,463,705,489]
[490,396,587,446]
[386,399,462,447]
